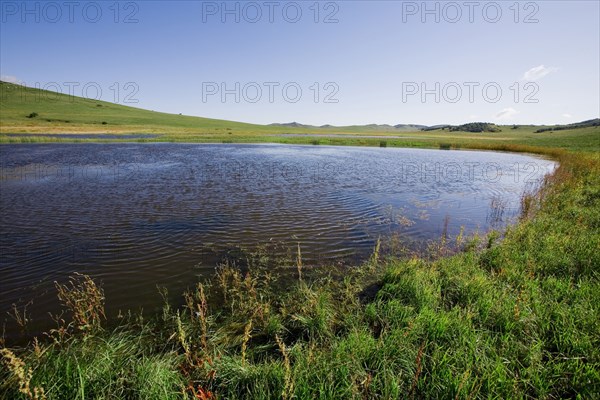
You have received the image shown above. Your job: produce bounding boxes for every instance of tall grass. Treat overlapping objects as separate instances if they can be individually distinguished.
[2,151,599,399]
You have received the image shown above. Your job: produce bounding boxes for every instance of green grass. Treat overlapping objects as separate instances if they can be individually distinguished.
[1,81,600,399]
[1,81,599,153]
[0,81,281,136]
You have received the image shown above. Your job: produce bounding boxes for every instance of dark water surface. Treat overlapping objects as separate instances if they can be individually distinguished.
[0,143,555,339]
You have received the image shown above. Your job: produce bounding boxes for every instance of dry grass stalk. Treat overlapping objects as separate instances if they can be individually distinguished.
[1,348,46,400]
[296,242,303,281]
[275,334,293,400]
[241,318,253,366]
[54,273,105,334]
[409,341,426,398]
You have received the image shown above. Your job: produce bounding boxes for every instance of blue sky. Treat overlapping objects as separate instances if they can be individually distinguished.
[1,0,599,126]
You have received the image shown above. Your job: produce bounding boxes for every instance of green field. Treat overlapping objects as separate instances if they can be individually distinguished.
[1,81,599,153]
[1,81,600,399]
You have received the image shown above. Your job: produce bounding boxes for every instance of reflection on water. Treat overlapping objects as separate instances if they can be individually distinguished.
[0,143,556,339]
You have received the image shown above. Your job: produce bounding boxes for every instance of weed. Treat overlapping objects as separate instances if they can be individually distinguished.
[0,349,46,400]
[54,273,105,335]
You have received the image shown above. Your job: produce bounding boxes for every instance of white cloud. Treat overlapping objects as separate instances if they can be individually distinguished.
[468,114,479,120]
[494,108,519,120]
[0,75,23,85]
[562,113,573,119]
[522,65,557,81]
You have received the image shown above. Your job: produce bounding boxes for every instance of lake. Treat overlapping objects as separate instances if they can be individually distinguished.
[0,143,556,340]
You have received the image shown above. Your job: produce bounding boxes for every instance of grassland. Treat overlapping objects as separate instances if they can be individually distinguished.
[1,81,599,399]
[1,81,599,153]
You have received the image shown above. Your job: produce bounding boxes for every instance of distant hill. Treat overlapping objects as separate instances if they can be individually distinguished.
[272,122,427,132]
[269,122,315,128]
[449,122,502,133]
[0,82,435,134]
[421,123,501,133]
[394,124,428,131]
[534,119,600,133]
[1,81,597,140]
[422,125,452,131]
[0,80,271,134]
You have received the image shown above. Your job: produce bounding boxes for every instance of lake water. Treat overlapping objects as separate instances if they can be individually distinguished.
[0,143,556,340]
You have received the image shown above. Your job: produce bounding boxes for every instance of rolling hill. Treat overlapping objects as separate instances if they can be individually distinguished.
[1,81,599,152]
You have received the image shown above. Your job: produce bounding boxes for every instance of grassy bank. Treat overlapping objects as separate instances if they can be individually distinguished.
[1,147,599,399]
